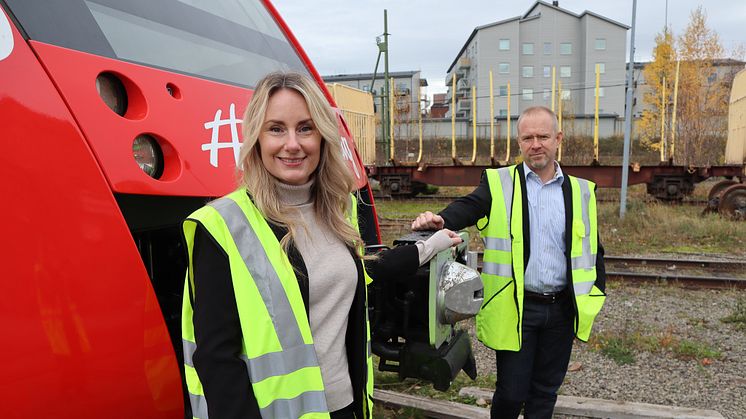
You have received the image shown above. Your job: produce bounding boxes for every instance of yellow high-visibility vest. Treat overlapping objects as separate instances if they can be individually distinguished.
[476,165,606,351]
[181,189,373,418]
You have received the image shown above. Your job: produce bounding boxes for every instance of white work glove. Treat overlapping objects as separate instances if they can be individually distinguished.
[415,229,463,266]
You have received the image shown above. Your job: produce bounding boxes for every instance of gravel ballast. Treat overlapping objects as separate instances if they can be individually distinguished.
[466,282,745,419]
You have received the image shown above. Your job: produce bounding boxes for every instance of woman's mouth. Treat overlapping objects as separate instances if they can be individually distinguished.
[278,156,305,166]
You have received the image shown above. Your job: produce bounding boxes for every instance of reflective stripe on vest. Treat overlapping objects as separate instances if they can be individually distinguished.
[181,191,328,418]
[480,167,515,280]
[568,176,604,341]
[569,177,597,295]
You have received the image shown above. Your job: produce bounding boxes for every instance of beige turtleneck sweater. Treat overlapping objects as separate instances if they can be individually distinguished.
[275,180,356,412]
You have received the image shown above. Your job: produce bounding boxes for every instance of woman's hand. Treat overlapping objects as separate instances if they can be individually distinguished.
[427,229,463,253]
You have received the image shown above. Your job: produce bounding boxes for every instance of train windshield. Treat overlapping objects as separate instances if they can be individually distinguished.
[4,0,310,87]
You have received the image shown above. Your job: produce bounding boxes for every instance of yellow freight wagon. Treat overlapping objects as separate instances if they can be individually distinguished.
[327,83,376,165]
[726,69,746,165]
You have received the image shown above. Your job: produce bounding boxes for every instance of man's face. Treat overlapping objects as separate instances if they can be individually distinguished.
[517,111,562,173]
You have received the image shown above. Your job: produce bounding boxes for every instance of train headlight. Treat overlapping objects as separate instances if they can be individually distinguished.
[133,134,163,178]
[96,73,128,116]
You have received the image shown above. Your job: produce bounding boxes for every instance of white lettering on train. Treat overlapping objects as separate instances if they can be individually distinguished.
[202,103,242,168]
[340,136,361,179]
[0,10,14,61]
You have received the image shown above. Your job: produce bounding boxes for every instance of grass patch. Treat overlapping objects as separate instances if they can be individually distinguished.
[597,199,746,255]
[590,329,723,365]
[721,296,746,331]
[673,340,722,361]
[597,336,636,365]
[374,199,449,220]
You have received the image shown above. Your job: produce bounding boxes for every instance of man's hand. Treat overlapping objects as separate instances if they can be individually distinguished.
[411,211,445,231]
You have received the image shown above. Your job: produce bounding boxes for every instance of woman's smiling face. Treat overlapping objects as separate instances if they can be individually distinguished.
[258,88,322,185]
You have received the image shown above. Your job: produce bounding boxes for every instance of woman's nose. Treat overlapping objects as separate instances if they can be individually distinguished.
[284,132,301,151]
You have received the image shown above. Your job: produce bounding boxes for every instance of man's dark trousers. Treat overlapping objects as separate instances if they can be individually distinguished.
[490,294,575,419]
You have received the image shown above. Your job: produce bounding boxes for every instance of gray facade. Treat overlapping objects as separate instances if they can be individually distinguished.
[446,1,628,124]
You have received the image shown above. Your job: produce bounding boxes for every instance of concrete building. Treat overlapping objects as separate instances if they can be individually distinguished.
[323,71,428,121]
[446,0,628,125]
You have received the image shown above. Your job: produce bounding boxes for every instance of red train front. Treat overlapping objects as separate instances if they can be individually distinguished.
[0,1,377,417]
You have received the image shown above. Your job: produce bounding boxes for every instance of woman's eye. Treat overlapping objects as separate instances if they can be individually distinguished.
[298,125,314,134]
[269,126,284,134]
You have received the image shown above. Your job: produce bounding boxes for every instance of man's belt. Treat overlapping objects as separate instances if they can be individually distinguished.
[524,289,567,304]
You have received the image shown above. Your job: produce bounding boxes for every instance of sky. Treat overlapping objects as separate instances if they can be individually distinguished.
[272,0,746,96]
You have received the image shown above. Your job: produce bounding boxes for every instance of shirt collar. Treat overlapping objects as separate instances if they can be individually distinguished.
[523,161,564,184]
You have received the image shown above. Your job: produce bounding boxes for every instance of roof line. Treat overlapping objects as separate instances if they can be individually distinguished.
[524,1,629,29]
[447,16,520,73]
[448,1,629,74]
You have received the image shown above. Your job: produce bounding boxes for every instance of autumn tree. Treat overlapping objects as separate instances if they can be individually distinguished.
[675,6,729,165]
[638,29,677,153]
[636,7,737,165]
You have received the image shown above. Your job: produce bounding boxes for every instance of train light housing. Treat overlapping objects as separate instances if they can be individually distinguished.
[133,134,163,179]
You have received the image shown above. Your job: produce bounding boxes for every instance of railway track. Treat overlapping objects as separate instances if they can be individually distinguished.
[603,255,746,289]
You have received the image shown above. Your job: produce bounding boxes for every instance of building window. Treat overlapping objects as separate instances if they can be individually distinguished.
[595,38,606,50]
[543,66,551,78]
[708,72,717,83]
[498,108,508,116]
[596,63,606,74]
[522,43,534,55]
[544,42,552,55]
[522,89,533,100]
[522,66,534,78]
[498,63,510,74]
[560,66,571,78]
[561,89,571,100]
[499,39,510,50]
[598,87,605,97]
[362,85,370,92]
[499,85,508,96]
[560,42,572,55]
[543,89,550,99]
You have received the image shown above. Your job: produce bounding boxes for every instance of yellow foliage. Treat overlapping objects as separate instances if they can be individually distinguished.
[637,7,733,166]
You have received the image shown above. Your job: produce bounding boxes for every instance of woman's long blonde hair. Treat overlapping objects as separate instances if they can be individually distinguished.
[238,72,363,253]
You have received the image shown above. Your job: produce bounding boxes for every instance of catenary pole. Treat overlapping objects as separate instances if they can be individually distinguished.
[620,0,637,218]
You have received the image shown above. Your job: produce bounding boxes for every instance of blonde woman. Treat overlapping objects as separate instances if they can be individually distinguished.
[181,72,461,419]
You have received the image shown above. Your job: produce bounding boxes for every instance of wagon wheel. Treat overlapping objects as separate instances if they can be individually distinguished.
[718,184,746,220]
[707,180,738,201]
